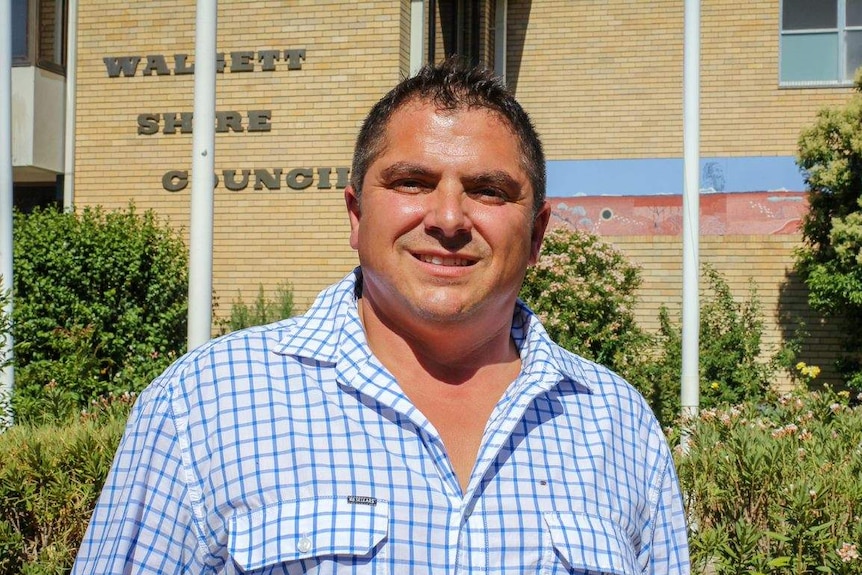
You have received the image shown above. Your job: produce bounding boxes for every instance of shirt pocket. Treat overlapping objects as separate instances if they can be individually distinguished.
[542,512,639,575]
[228,496,389,572]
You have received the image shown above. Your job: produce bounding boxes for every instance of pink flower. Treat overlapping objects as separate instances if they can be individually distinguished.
[771,423,799,439]
[837,543,859,563]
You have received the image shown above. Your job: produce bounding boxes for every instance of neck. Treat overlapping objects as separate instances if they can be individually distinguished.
[357,296,519,386]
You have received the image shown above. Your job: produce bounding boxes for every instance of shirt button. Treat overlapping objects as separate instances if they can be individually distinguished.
[297,537,312,553]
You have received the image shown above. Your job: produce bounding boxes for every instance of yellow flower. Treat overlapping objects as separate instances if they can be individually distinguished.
[796,361,807,371]
[710,382,720,391]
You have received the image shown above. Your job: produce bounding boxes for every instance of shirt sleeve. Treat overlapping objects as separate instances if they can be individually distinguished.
[71,382,208,574]
[644,456,691,574]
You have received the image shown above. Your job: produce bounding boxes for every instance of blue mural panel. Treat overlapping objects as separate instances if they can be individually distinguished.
[546,156,807,197]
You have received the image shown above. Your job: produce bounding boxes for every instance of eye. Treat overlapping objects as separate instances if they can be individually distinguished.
[391,178,429,193]
[469,187,508,204]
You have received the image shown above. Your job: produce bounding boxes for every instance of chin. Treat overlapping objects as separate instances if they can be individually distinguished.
[409,298,483,324]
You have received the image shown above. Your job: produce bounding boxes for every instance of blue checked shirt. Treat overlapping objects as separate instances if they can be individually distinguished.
[73,269,689,575]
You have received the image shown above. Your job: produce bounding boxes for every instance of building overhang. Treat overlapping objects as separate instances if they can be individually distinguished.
[12,65,66,180]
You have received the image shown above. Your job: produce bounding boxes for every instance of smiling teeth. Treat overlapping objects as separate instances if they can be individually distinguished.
[420,255,471,266]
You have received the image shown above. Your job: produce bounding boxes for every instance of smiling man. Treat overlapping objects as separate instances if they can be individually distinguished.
[73,60,690,574]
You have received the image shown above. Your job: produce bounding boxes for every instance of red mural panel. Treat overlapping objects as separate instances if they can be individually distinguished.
[549,191,809,236]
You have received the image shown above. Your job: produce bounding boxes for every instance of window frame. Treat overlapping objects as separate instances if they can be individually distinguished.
[779,0,861,87]
[12,0,67,75]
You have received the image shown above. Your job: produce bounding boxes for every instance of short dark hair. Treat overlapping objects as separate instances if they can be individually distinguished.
[350,58,546,216]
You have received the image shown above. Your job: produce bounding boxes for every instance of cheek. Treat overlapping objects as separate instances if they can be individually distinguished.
[473,213,534,250]
[362,198,427,239]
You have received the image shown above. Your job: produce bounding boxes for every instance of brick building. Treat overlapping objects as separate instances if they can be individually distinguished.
[10,0,856,383]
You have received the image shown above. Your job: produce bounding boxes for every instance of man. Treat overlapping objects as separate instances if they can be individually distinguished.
[73,60,689,574]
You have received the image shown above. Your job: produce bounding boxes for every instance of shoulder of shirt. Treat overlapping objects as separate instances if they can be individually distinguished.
[515,299,657,421]
[140,271,359,401]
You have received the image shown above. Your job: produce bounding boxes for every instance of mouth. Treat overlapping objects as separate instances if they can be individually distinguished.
[415,253,476,267]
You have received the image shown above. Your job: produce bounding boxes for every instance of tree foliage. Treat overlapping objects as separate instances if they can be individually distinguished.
[796,72,862,388]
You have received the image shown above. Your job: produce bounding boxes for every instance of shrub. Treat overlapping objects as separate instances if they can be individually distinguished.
[520,226,650,375]
[631,265,787,426]
[0,394,132,575]
[11,206,188,423]
[218,281,295,333]
[675,385,862,574]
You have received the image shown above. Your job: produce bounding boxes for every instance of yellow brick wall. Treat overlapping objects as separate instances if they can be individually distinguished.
[507,0,853,160]
[73,1,847,385]
[74,1,412,314]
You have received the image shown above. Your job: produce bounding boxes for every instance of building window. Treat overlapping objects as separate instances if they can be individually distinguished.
[11,0,66,72]
[38,0,66,69]
[12,0,29,63]
[431,0,492,67]
[13,182,63,213]
[781,0,862,85]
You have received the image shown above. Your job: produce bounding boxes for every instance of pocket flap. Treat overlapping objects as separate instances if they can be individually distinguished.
[543,511,639,575]
[228,497,389,571]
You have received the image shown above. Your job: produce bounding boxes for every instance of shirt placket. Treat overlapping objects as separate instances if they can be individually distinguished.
[455,496,488,574]
[456,373,559,575]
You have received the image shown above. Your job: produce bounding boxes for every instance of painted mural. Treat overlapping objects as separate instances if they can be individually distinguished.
[550,191,808,236]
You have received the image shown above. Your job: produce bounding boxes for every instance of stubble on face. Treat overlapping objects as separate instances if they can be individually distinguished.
[347,100,549,340]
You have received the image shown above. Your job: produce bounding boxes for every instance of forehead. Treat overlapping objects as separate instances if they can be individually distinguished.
[387,98,514,134]
[375,100,523,165]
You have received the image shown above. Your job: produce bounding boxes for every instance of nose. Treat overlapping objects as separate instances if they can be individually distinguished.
[423,182,472,239]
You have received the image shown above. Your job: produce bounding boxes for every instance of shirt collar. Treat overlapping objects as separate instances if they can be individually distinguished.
[272,267,595,395]
[271,267,366,362]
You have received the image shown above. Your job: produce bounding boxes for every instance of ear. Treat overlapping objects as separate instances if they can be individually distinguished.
[345,185,362,250]
[528,201,551,265]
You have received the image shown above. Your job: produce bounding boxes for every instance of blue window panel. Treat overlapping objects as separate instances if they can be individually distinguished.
[847,30,862,78]
[781,32,840,82]
[12,0,28,61]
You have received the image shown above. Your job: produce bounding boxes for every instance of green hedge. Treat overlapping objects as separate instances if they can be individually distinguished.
[11,206,187,423]
[0,396,131,575]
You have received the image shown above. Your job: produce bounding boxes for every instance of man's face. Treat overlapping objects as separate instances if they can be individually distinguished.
[346,100,550,329]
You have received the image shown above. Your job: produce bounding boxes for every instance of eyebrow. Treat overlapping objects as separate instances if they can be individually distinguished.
[463,171,522,192]
[379,161,524,192]
[378,161,435,182]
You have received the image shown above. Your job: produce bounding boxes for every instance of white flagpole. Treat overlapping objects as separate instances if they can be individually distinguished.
[681,0,701,420]
[0,1,15,429]
[187,0,217,348]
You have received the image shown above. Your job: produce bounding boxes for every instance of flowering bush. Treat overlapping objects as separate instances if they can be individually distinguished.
[520,226,649,375]
[674,384,862,574]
